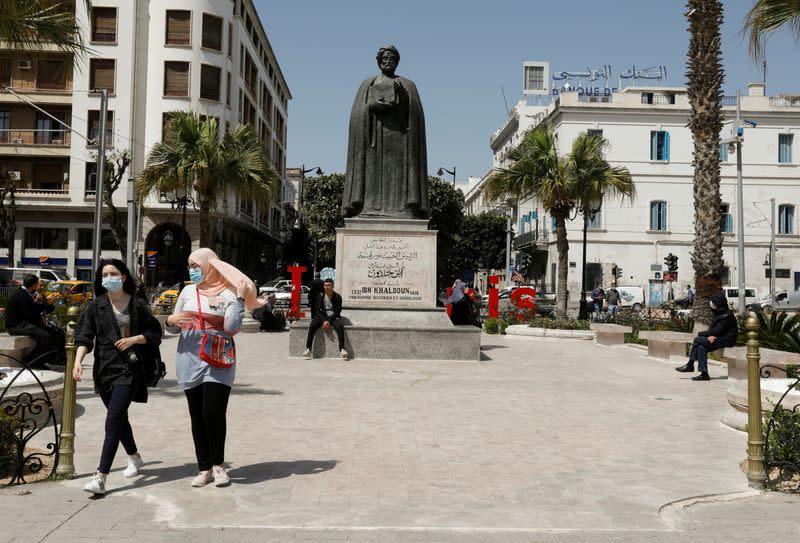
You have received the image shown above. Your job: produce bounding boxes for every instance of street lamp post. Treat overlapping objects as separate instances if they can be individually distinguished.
[579,197,603,321]
[297,165,323,275]
[437,166,456,186]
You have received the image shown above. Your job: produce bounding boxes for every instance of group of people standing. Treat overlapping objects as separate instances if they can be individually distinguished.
[75,248,261,495]
[590,285,621,322]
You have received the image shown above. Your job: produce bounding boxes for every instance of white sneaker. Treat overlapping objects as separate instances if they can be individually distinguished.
[83,473,106,495]
[122,452,143,478]
[212,466,230,487]
[190,471,213,487]
[302,348,312,359]
[340,349,349,360]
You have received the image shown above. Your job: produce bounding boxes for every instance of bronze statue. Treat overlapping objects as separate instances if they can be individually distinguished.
[342,45,429,219]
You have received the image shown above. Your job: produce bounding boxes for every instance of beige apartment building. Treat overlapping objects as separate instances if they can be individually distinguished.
[0,0,293,286]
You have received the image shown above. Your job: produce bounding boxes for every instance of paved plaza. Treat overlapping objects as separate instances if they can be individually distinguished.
[1,331,799,542]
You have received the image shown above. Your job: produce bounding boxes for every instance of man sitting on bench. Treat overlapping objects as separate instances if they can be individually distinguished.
[303,278,348,360]
[6,274,66,370]
[675,291,737,381]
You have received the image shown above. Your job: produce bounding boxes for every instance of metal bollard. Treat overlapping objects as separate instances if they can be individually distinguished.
[55,306,80,477]
[745,316,767,489]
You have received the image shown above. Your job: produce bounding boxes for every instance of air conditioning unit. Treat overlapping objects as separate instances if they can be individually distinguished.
[17,60,31,70]
[9,171,20,181]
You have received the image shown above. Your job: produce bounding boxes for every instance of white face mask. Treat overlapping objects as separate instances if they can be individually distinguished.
[709,301,716,309]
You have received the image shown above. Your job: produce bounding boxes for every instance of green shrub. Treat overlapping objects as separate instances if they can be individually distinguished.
[483,317,501,334]
[740,312,800,353]
[527,317,590,330]
[765,406,800,466]
[0,409,19,471]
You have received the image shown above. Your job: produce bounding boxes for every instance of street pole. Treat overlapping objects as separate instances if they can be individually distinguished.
[91,90,108,276]
[579,210,589,320]
[505,210,512,288]
[126,175,135,266]
[770,198,776,307]
[735,90,746,316]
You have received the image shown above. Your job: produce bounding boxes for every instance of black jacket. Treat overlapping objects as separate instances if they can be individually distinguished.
[5,288,53,329]
[698,309,738,346]
[308,279,325,318]
[312,291,342,323]
[75,294,162,402]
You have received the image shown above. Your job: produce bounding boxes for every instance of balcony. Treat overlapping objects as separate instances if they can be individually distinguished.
[0,129,71,146]
[514,228,550,250]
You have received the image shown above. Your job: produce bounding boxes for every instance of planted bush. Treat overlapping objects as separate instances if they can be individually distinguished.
[527,317,590,330]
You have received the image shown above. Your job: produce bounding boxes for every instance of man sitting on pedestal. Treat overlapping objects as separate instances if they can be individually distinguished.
[675,291,737,381]
[303,278,348,361]
[6,274,66,370]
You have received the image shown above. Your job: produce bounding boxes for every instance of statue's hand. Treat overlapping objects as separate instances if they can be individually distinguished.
[369,99,393,112]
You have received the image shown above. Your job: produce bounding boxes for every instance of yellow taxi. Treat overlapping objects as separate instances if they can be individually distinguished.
[157,281,192,306]
[45,281,93,305]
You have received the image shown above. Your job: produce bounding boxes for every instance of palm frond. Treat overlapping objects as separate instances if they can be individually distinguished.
[0,0,90,55]
[742,0,800,62]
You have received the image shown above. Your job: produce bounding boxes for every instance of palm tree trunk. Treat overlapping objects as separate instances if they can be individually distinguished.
[687,0,726,325]
[199,197,212,248]
[554,211,570,318]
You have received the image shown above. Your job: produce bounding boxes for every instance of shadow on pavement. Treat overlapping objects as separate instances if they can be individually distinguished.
[479,345,508,351]
[150,380,284,397]
[231,460,338,484]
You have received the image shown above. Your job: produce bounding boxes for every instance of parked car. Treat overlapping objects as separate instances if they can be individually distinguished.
[749,290,800,313]
[258,278,292,295]
[723,287,758,310]
[157,281,192,305]
[272,284,310,308]
[45,280,93,304]
[1,266,71,283]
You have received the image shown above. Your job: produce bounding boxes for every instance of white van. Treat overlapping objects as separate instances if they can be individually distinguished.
[0,267,72,285]
[615,286,646,311]
[723,287,757,309]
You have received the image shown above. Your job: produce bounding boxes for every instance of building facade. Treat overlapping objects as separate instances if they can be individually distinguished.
[482,80,800,307]
[0,0,292,285]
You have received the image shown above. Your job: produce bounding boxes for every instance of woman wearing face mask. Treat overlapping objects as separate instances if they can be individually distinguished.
[165,248,262,488]
[73,259,163,495]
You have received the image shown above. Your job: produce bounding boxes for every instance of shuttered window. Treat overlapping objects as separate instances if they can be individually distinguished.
[164,61,190,97]
[91,7,117,42]
[37,59,66,90]
[202,14,223,51]
[89,59,115,94]
[0,58,11,86]
[200,64,221,101]
[165,10,191,45]
[87,110,114,146]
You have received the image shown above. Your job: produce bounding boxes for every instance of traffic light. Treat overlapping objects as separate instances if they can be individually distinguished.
[518,252,531,272]
[664,253,678,272]
[612,265,622,279]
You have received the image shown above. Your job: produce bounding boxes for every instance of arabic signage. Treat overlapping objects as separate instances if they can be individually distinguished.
[338,231,436,309]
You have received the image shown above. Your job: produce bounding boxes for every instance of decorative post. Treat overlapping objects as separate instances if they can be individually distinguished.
[56,306,80,477]
[488,275,500,318]
[745,316,767,489]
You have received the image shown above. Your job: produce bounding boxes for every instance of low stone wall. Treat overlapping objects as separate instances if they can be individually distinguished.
[0,334,36,366]
[504,325,595,340]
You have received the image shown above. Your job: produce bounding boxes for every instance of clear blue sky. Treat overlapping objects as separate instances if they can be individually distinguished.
[254,0,799,182]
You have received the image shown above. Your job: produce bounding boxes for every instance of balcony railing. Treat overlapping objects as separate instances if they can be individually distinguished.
[769,96,800,108]
[514,228,550,249]
[16,187,69,196]
[0,129,71,145]
[578,94,613,103]
[641,94,676,105]
[0,77,72,93]
[721,96,738,106]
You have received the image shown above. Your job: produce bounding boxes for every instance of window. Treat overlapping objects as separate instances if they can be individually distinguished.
[24,227,68,250]
[85,162,97,193]
[228,23,233,56]
[161,112,175,139]
[720,203,733,233]
[164,61,190,97]
[226,71,231,106]
[0,110,8,143]
[719,143,729,161]
[524,65,544,93]
[779,204,794,234]
[201,14,223,51]
[200,64,221,101]
[778,134,793,164]
[650,201,667,231]
[89,58,115,94]
[0,58,10,87]
[550,216,557,232]
[91,7,117,42]
[37,59,67,91]
[641,92,654,104]
[165,10,191,45]
[35,112,66,144]
[587,209,602,229]
[77,229,118,250]
[587,129,603,139]
[87,110,114,147]
[650,131,669,161]
[33,162,66,190]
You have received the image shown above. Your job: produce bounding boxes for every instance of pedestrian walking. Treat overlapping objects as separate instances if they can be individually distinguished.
[605,286,620,320]
[165,248,262,488]
[73,259,163,495]
[303,278,348,360]
[675,291,737,381]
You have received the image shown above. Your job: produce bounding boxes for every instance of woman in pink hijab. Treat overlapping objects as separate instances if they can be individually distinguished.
[165,248,262,488]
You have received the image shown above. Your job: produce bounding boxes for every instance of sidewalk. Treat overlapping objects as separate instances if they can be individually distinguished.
[1,331,798,542]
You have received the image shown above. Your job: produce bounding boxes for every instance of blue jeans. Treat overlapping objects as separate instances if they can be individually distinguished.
[593,302,603,321]
[607,304,619,319]
[689,336,728,373]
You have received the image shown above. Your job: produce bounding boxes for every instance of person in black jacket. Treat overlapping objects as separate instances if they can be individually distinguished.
[5,274,65,369]
[308,274,325,319]
[303,278,348,360]
[72,259,163,495]
[675,291,738,381]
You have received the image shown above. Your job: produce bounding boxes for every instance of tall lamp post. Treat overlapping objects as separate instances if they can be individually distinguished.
[296,165,323,275]
[579,196,603,320]
[437,166,456,186]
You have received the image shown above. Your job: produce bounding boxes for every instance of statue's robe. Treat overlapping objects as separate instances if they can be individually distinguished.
[342,74,429,219]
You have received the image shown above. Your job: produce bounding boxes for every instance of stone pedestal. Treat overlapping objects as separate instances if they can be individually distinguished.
[289,218,481,360]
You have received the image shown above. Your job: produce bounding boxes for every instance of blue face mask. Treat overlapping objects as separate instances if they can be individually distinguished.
[189,268,203,284]
[102,276,123,293]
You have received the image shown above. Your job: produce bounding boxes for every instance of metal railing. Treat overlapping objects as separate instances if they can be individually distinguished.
[0,129,71,145]
[0,78,72,93]
[769,96,800,108]
[514,228,550,249]
[16,187,69,196]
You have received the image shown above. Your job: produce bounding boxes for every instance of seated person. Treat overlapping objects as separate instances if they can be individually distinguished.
[253,292,278,331]
[303,278,348,360]
[675,291,738,381]
[5,274,66,370]
[447,279,478,326]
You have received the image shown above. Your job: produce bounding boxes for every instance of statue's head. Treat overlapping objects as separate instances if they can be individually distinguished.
[376,45,400,76]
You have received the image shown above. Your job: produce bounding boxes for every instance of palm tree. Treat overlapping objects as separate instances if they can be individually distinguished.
[138,111,276,248]
[483,125,634,317]
[686,0,726,324]
[743,0,800,61]
[0,0,89,55]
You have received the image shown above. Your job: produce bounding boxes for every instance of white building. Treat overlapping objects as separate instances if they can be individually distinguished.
[1,0,292,285]
[481,77,800,307]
